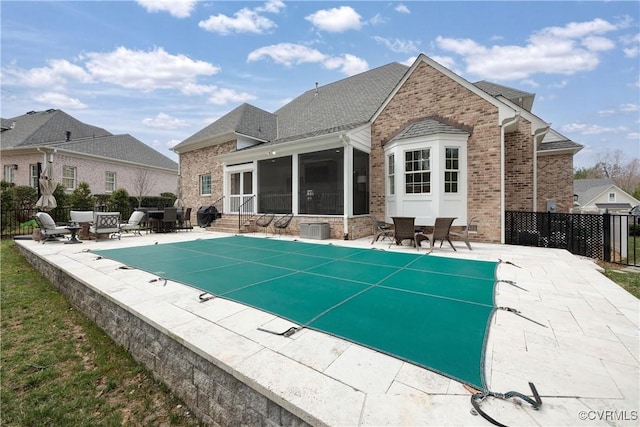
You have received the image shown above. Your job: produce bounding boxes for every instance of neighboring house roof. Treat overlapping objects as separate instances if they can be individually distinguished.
[573,178,639,208]
[1,109,177,171]
[389,117,470,143]
[473,80,535,111]
[56,134,179,170]
[1,109,111,148]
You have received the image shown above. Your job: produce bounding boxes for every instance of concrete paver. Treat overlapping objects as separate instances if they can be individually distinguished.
[14,228,640,426]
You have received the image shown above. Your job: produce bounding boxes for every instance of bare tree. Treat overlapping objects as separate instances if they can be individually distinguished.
[133,169,154,207]
[596,150,640,193]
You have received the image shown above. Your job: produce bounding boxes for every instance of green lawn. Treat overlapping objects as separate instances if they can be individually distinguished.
[0,240,202,427]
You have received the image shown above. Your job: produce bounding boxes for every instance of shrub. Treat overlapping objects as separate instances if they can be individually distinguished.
[109,188,131,218]
[68,182,95,210]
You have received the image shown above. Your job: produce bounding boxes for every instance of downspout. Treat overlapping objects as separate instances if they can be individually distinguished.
[340,134,351,239]
[500,113,520,244]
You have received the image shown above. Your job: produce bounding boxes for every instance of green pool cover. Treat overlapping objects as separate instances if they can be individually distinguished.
[94,236,498,390]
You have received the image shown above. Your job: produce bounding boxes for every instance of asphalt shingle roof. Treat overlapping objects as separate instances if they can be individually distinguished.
[58,135,178,170]
[390,118,469,142]
[1,109,111,148]
[274,62,409,142]
[539,128,583,152]
[1,109,177,171]
[473,81,534,106]
[173,103,276,150]
[573,178,615,204]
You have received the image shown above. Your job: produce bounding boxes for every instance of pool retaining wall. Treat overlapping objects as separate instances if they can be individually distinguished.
[16,244,310,427]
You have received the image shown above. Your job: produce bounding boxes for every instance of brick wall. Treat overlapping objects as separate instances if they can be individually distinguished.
[16,245,310,427]
[179,141,236,213]
[504,122,535,211]
[1,153,177,197]
[371,61,504,242]
[537,153,574,213]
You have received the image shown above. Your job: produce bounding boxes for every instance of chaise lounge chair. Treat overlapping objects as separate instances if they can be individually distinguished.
[120,211,145,236]
[34,212,72,243]
[414,217,457,252]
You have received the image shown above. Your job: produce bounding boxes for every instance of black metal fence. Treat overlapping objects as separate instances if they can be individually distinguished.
[1,206,134,239]
[506,211,639,266]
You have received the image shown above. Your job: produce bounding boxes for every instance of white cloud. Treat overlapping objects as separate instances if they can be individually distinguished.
[436,18,622,81]
[621,33,640,58]
[247,43,368,76]
[519,79,539,88]
[322,54,369,76]
[561,123,627,135]
[84,47,219,91]
[305,6,362,33]
[581,36,615,51]
[395,4,411,14]
[2,59,91,89]
[198,0,283,35]
[142,113,189,129]
[373,36,420,54]
[627,132,640,140]
[135,0,197,18]
[180,82,255,104]
[597,109,616,117]
[247,43,326,66]
[369,13,387,26]
[619,103,640,112]
[33,92,87,109]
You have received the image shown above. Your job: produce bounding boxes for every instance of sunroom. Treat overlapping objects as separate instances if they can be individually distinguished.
[217,129,371,238]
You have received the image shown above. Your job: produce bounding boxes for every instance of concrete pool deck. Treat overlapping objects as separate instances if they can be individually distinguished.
[14,228,639,426]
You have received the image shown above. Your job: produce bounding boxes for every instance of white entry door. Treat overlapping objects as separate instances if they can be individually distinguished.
[229,171,254,213]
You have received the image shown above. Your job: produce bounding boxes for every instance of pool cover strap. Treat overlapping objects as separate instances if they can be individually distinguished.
[471,382,543,427]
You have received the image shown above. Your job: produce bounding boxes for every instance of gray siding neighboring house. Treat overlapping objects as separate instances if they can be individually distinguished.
[1,109,178,197]
[573,178,639,213]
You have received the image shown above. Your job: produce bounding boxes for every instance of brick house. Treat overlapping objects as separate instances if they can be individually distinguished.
[1,109,178,198]
[173,54,582,243]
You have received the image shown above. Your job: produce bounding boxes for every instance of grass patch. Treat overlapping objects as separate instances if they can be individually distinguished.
[598,261,640,299]
[0,240,202,426]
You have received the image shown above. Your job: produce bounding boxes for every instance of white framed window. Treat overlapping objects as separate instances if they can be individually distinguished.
[608,192,615,202]
[444,147,459,193]
[388,154,395,196]
[404,149,430,194]
[105,171,116,193]
[30,164,39,188]
[3,165,16,183]
[62,166,77,190]
[200,174,211,196]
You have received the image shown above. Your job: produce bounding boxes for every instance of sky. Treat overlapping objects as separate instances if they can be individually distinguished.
[1,1,639,170]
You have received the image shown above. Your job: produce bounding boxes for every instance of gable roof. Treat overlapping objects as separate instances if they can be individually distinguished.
[574,178,618,205]
[173,103,277,151]
[173,63,409,153]
[473,80,535,111]
[1,109,177,171]
[1,109,111,148]
[539,128,583,153]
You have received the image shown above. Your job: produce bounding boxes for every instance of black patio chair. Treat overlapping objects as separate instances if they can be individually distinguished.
[255,212,274,235]
[273,213,294,236]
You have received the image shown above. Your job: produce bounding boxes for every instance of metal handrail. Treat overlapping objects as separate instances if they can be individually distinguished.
[211,195,224,216]
[237,195,256,232]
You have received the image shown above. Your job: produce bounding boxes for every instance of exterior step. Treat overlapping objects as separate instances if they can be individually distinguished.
[205,214,253,234]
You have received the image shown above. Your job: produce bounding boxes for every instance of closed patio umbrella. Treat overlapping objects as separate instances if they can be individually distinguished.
[35,162,57,211]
